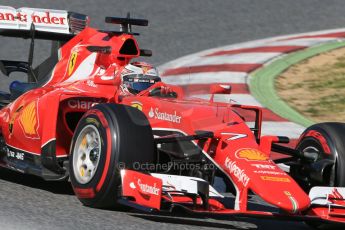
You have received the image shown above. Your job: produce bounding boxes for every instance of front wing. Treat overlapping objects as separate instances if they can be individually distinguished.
[119,169,345,225]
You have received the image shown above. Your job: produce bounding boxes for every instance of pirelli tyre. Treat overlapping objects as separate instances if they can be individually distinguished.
[293,122,345,191]
[69,103,155,208]
[294,123,345,229]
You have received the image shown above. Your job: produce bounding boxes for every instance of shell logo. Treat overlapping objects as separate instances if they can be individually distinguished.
[19,101,39,138]
[236,148,269,161]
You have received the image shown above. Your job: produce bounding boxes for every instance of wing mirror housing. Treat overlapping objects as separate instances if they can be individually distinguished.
[210,84,231,95]
[209,84,231,102]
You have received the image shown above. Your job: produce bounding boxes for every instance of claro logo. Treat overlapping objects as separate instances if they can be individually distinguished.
[67,100,100,110]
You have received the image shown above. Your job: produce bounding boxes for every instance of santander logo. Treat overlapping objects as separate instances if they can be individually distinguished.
[148,107,182,124]
[0,10,66,25]
[136,179,160,196]
[0,7,70,34]
[129,182,136,189]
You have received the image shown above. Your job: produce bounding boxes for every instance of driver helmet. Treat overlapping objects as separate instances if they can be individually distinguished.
[121,62,161,94]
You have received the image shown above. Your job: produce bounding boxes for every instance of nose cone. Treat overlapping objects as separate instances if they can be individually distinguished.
[220,146,311,214]
[252,177,311,213]
[276,190,310,214]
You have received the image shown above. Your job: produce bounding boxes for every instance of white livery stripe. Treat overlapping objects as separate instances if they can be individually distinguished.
[65,53,97,83]
[162,72,247,85]
[178,53,281,67]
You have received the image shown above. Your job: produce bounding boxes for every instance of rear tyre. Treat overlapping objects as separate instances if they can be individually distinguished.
[69,103,155,208]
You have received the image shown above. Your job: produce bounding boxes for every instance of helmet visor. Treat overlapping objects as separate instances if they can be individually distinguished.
[127,81,155,92]
[123,74,161,93]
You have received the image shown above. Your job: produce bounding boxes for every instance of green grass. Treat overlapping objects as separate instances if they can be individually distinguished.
[296,57,345,118]
[303,94,345,117]
[277,49,345,122]
[250,41,345,126]
[307,75,345,89]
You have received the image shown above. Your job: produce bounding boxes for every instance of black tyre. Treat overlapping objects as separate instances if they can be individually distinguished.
[69,103,155,208]
[294,123,345,229]
[295,122,345,190]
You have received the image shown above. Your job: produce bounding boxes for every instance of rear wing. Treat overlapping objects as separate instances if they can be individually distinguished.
[0,6,88,41]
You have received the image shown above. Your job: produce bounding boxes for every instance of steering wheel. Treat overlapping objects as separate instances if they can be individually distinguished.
[148,87,178,98]
[137,82,180,98]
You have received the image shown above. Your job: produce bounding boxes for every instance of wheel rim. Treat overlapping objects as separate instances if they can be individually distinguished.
[73,125,102,184]
[302,146,320,162]
[298,140,334,187]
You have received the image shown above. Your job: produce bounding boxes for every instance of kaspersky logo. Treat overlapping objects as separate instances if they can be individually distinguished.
[148,107,181,124]
[225,157,250,187]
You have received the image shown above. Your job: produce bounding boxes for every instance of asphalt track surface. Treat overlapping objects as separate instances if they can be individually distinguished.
[1,0,345,229]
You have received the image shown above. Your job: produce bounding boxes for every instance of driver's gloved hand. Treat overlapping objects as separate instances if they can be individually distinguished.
[160,86,173,95]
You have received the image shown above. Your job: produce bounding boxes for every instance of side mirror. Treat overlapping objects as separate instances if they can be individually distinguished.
[210,84,231,95]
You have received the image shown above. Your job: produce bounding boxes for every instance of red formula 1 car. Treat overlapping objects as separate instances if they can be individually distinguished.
[0,6,345,227]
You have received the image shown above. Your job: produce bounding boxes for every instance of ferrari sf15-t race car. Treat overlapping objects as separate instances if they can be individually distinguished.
[0,6,345,227]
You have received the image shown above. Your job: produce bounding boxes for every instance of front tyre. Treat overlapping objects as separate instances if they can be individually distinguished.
[294,122,345,190]
[69,103,155,208]
[293,123,345,229]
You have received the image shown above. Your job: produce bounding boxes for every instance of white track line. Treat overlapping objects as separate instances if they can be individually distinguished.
[158,28,345,72]
[177,53,281,67]
[159,28,345,139]
[266,37,339,47]
[162,72,247,85]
